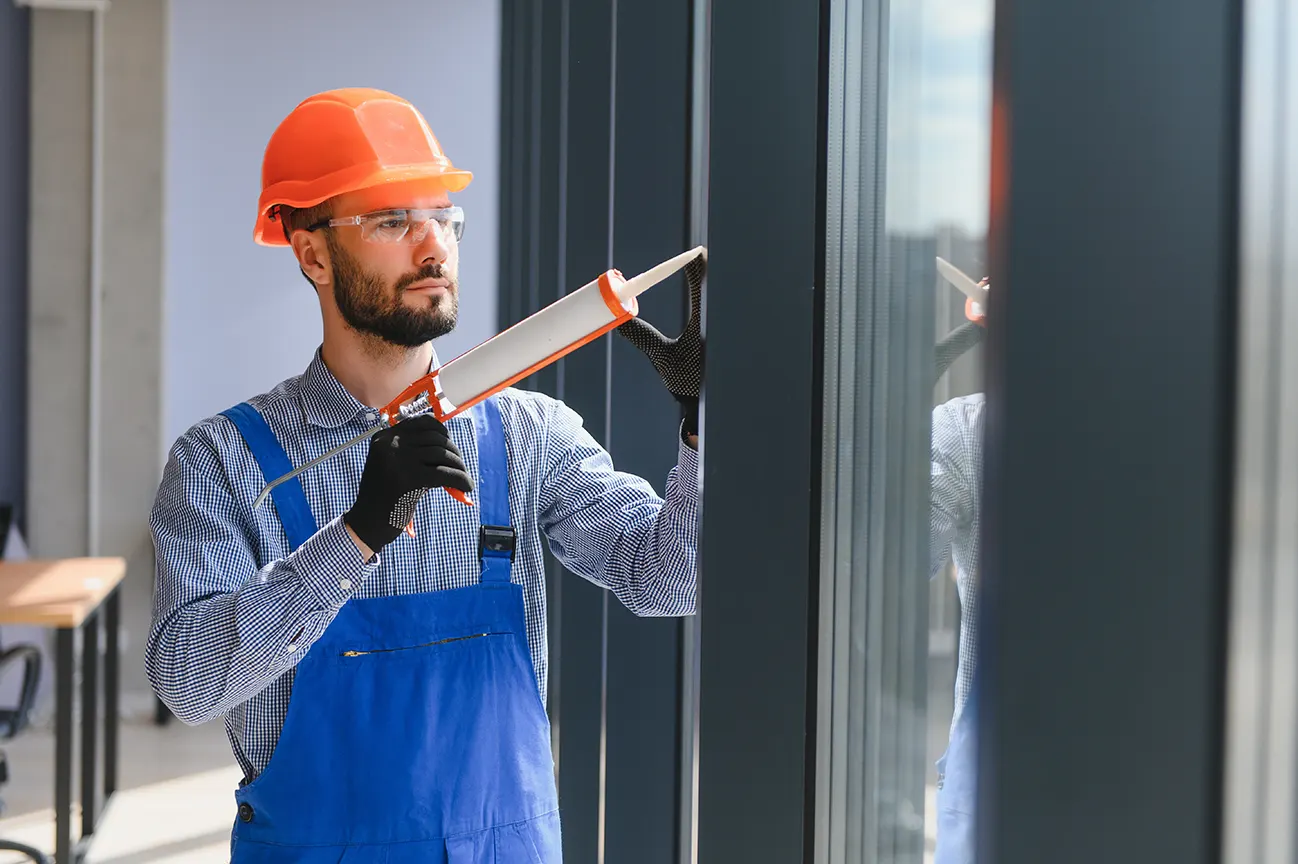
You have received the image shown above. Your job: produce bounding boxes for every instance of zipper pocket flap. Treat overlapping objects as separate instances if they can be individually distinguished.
[340,630,511,657]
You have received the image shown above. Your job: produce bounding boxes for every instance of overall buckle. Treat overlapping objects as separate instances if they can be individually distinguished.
[479,525,517,561]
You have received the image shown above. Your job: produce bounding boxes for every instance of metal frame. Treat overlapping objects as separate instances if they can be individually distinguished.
[694,0,827,861]
[677,0,710,859]
[976,0,1243,861]
[604,0,693,860]
[1219,0,1298,858]
[497,1,695,860]
[498,1,616,857]
[545,2,616,859]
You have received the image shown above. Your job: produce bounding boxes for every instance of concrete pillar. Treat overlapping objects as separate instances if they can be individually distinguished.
[26,0,166,717]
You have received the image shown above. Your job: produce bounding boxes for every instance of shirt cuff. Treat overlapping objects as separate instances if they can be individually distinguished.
[289,515,379,609]
[677,431,701,491]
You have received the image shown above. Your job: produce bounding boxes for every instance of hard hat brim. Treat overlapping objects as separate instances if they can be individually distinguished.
[254,164,473,247]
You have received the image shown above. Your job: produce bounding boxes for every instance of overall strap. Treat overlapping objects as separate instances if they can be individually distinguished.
[221,402,320,552]
[471,395,514,584]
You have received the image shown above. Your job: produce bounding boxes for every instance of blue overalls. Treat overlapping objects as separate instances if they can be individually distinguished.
[219,395,562,863]
[934,668,979,864]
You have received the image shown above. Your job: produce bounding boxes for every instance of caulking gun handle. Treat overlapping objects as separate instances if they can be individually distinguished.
[381,368,443,422]
[401,487,474,538]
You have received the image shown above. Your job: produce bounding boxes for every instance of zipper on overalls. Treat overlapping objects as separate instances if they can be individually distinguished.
[340,632,505,657]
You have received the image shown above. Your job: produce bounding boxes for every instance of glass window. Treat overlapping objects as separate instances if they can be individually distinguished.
[1222,0,1298,857]
[816,0,994,860]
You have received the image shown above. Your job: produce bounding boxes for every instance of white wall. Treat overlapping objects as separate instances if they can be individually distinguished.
[165,0,501,446]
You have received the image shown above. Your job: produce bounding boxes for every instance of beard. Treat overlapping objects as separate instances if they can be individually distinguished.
[329,239,459,348]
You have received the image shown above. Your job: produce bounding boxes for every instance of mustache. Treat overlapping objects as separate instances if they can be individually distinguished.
[396,264,455,293]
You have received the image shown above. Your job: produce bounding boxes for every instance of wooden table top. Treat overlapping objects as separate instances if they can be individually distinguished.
[0,557,127,628]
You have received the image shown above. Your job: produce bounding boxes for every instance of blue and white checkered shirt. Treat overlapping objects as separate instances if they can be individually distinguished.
[146,347,700,782]
[930,393,984,733]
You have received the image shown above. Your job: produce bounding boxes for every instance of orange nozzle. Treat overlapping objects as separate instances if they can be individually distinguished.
[965,277,989,326]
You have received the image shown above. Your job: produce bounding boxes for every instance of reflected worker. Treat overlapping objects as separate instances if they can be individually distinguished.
[145,88,703,863]
[930,280,988,864]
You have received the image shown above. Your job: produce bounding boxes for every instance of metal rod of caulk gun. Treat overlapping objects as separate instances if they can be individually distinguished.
[252,425,383,510]
[252,392,441,509]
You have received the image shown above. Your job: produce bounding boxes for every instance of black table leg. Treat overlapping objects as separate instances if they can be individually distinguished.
[153,696,172,727]
[54,628,73,864]
[104,588,119,799]
[80,611,99,840]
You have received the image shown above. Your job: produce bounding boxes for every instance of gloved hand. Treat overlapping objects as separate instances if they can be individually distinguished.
[343,413,474,553]
[617,253,706,437]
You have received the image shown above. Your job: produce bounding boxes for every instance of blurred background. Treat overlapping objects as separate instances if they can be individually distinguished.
[0,0,1288,862]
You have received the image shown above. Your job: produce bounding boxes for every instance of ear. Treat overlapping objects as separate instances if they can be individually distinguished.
[290,228,331,288]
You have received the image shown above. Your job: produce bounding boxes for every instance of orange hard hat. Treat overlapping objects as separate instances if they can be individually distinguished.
[253,88,473,246]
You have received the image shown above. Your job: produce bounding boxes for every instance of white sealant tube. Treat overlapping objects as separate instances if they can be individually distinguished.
[436,246,706,414]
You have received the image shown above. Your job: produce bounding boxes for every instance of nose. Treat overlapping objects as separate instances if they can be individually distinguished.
[414,219,452,266]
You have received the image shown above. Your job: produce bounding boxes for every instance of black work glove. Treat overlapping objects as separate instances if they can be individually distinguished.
[343,414,474,552]
[616,252,706,437]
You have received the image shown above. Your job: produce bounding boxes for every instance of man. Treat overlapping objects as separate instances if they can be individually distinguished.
[931,391,984,734]
[145,88,702,862]
[931,389,984,864]
[930,281,988,864]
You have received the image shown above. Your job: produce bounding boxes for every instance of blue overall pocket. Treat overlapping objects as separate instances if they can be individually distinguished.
[440,808,562,863]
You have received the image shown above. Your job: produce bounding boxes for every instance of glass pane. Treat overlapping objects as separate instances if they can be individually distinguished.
[817,0,995,860]
[1222,0,1298,856]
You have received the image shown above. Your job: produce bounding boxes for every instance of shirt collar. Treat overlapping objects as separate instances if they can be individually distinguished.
[299,345,442,428]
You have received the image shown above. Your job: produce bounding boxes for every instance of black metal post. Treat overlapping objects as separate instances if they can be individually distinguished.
[977,0,1243,861]
[54,628,73,864]
[103,588,119,798]
[602,0,693,860]
[80,611,99,838]
[694,0,828,861]
[551,4,616,856]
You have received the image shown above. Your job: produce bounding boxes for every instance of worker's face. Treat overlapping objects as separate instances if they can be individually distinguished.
[323,189,461,348]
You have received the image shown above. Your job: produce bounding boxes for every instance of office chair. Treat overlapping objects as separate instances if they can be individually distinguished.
[0,505,52,863]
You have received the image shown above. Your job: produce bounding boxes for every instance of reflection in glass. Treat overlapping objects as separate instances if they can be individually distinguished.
[817,0,993,861]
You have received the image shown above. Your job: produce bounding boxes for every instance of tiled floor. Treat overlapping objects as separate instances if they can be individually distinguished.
[0,715,240,863]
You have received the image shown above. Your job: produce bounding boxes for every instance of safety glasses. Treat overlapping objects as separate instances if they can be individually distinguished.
[309,206,465,245]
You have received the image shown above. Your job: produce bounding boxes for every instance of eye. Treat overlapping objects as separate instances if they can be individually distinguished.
[379,218,406,231]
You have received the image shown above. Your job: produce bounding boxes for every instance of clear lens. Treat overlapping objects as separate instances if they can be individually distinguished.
[354,207,465,245]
